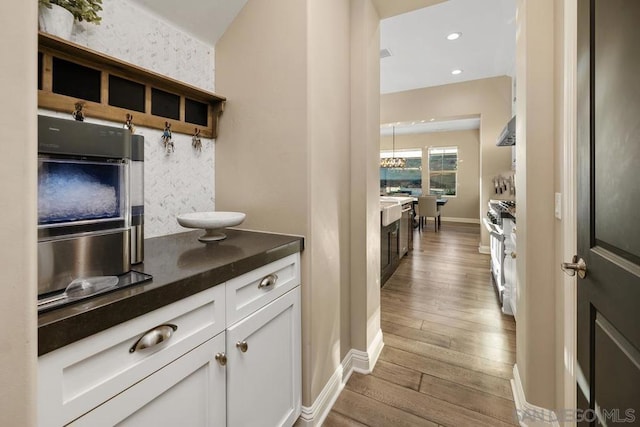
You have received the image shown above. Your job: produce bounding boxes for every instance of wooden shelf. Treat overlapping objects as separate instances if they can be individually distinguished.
[38,32,225,139]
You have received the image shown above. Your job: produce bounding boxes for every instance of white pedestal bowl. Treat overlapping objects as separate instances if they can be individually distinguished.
[177,212,246,243]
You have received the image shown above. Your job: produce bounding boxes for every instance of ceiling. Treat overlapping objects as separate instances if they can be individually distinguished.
[371,0,446,20]
[380,0,517,94]
[381,117,480,136]
[130,0,515,135]
[130,0,248,46]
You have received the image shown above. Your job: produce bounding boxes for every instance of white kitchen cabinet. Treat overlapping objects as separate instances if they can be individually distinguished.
[502,219,517,317]
[38,284,226,427]
[70,333,226,426]
[38,253,302,427]
[226,286,301,427]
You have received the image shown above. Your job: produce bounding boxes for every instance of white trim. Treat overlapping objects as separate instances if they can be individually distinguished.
[365,328,385,373]
[297,364,344,427]
[511,365,560,427]
[560,0,578,415]
[478,245,490,254]
[298,330,384,426]
[441,217,480,224]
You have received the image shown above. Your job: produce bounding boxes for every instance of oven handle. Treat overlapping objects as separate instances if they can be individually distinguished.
[482,218,504,240]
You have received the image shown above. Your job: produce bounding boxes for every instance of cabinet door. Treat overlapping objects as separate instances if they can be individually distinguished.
[39,285,226,427]
[70,333,226,427]
[226,287,301,427]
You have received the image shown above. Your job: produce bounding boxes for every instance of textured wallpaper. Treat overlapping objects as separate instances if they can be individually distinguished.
[46,0,217,238]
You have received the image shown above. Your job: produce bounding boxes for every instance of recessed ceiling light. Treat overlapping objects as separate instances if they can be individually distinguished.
[446,32,462,41]
[451,69,463,75]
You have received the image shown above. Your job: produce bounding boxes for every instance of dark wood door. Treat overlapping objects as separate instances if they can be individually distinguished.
[577,1,640,425]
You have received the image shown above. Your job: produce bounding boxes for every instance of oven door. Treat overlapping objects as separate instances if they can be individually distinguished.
[483,218,505,300]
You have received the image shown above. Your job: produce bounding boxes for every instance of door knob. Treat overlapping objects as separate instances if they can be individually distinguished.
[561,255,587,279]
[215,353,227,366]
[236,341,248,352]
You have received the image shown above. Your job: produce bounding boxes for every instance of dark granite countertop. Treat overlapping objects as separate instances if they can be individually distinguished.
[38,229,304,356]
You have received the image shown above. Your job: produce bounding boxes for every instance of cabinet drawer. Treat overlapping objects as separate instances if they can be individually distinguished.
[70,333,226,427]
[38,284,225,427]
[226,253,300,326]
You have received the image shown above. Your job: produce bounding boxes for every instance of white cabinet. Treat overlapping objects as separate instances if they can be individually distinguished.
[226,287,301,427]
[71,333,226,426]
[502,219,517,317]
[38,285,226,427]
[38,253,301,427]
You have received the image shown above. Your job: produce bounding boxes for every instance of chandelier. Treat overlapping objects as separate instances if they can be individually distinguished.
[380,126,406,168]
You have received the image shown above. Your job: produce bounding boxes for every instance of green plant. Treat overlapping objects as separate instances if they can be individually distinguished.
[39,0,103,24]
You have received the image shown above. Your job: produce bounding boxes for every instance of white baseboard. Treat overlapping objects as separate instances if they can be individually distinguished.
[478,245,490,254]
[297,364,343,427]
[511,364,560,427]
[298,330,384,426]
[442,217,481,224]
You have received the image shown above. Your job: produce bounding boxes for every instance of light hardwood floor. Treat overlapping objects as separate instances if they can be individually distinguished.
[325,222,518,427]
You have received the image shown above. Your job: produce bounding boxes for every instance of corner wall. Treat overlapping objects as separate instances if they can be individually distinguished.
[0,1,37,425]
[381,77,512,247]
[215,0,382,416]
[350,0,382,362]
[514,0,557,410]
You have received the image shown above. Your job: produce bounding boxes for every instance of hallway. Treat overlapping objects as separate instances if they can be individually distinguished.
[325,223,518,426]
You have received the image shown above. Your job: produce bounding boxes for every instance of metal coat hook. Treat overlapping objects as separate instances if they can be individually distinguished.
[72,101,85,121]
[192,128,202,152]
[124,113,136,134]
[162,121,174,154]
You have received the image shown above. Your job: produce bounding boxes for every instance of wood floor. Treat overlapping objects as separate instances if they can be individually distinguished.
[325,222,518,427]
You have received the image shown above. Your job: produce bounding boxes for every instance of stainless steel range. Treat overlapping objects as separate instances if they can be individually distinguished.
[483,199,516,316]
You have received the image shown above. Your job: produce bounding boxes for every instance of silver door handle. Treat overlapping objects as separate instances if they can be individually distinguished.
[215,353,227,366]
[258,274,278,289]
[129,324,177,353]
[561,255,587,279]
[236,341,248,352]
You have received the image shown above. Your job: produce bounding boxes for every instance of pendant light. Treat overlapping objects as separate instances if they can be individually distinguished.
[380,126,407,168]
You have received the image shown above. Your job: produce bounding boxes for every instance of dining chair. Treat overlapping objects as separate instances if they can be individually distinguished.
[417,196,440,232]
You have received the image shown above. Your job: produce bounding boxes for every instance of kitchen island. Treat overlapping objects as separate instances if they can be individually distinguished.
[38,229,304,426]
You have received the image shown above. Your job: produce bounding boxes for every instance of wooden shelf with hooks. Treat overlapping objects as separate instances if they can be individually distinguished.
[38,32,225,138]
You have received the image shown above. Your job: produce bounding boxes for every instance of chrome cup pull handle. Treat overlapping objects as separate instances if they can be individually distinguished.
[129,324,178,353]
[258,273,278,289]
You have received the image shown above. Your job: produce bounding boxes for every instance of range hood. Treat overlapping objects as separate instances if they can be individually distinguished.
[496,116,516,146]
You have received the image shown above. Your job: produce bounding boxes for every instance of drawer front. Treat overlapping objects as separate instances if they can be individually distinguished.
[226,253,300,326]
[38,284,225,427]
[70,333,226,427]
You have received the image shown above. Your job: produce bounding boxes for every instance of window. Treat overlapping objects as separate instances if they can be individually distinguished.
[380,150,422,196]
[428,146,458,196]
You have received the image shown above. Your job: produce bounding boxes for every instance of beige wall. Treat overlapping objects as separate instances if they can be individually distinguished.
[0,1,37,425]
[515,0,557,409]
[381,77,512,248]
[216,0,381,410]
[382,130,481,220]
[554,0,578,413]
[307,0,352,398]
[349,0,382,358]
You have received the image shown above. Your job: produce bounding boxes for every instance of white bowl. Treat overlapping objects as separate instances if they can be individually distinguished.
[177,211,246,242]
